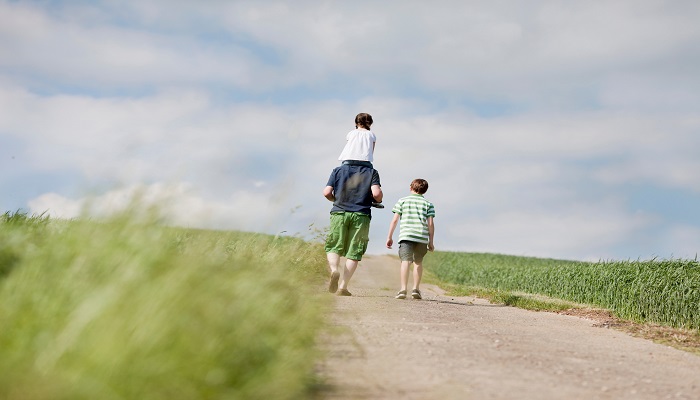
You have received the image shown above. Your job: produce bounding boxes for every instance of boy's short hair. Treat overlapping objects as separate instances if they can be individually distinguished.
[355,113,373,129]
[410,179,429,194]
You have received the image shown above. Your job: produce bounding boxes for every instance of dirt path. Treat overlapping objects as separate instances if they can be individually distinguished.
[316,255,700,400]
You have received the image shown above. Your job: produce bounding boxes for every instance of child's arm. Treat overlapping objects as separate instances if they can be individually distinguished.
[386,213,400,249]
[427,216,435,251]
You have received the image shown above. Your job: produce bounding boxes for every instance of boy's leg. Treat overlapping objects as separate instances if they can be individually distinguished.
[412,243,429,291]
[412,261,423,291]
[400,261,411,291]
[397,241,413,293]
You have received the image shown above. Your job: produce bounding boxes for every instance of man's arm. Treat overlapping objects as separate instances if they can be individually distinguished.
[370,169,382,203]
[371,184,383,203]
[427,216,435,251]
[386,212,400,249]
[323,186,335,202]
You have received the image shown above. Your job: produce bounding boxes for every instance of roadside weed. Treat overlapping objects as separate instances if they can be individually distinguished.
[0,213,328,399]
[425,252,700,329]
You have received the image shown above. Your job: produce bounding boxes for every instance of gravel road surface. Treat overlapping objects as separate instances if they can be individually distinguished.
[316,255,700,399]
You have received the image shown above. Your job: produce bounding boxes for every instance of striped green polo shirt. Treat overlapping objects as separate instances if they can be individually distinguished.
[392,193,436,244]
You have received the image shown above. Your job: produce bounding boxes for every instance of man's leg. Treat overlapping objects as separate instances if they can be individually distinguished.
[338,258,358,291]
[327,252,340,274]
[327,252,341,293]
[324,213,347,293]
[338,213,370,294]
[326,253,340,273]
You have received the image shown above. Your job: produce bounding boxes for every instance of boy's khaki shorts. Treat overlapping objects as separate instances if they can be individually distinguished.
[324,212,370,261]
[398,240,428,263]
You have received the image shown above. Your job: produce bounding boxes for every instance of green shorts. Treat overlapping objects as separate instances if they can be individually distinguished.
[324,212,370,261]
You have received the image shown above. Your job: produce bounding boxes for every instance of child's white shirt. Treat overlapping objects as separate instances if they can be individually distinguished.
[338,129,376,162]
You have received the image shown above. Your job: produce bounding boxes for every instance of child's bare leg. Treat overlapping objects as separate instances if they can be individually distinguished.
[400,261,411,291]
[412,261,423,290]
[339,258,359,290]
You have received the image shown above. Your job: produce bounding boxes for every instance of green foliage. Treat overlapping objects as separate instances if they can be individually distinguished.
[0,213,328,399]
[425,252,700,329]
[0,210,52,278]
[1,209,49,225]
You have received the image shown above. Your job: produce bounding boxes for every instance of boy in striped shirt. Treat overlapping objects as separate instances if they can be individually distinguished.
[385,179,436,300]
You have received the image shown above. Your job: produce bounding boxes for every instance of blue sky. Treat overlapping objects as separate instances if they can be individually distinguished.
[2,0,700,261]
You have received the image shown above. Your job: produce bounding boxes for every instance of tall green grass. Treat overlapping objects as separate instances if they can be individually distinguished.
[425,252,700,330]
[0,211,328,399]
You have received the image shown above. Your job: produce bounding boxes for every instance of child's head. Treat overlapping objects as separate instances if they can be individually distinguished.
[410,179,429,194]
[355,113,373,130]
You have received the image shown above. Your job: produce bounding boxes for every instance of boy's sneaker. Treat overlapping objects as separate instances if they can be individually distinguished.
[411,289,422,300]
[328,271,340,293]
[395,290,407,299]
[337,288,352,296]
[372,202,385,209]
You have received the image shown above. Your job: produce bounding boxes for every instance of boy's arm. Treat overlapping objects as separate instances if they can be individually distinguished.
[386,213,400,249]
[427,216,435,251]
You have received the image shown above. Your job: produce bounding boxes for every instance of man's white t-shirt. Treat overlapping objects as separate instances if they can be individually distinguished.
[338,129,376,162]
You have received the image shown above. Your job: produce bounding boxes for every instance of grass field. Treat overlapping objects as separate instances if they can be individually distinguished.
[424,251,700,330]
[5,208,698,397]
[0,211,328,400]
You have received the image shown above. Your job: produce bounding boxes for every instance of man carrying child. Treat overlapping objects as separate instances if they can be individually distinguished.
[323,161,383,296]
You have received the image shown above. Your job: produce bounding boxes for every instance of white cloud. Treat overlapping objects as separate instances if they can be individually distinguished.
[28,182,293,233]
[3,1,699,106]
[595,159,700,192]
[4,1,700,261]
[0,83,307,182]
[7,86,700,260]
[27,192,84,220]
[0,2,264,89]
[660,225,700,259]
[441,205,656,261]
